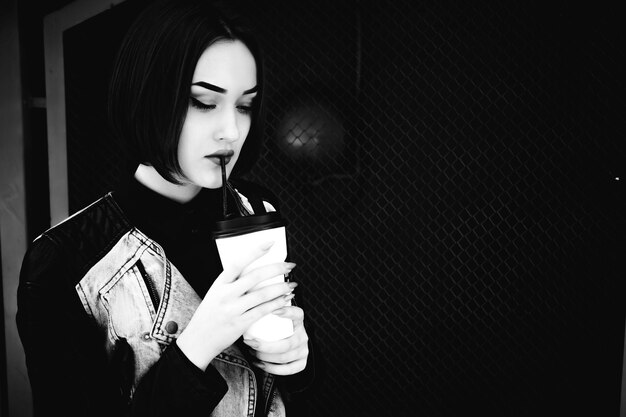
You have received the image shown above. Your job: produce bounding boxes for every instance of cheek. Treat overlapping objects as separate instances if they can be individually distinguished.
[237,123,252,152]
[176,133,193,167]
[239,118,252,144]
[178,116,206,155]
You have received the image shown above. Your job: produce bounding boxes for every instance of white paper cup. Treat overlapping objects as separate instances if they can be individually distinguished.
[214,213,294,341]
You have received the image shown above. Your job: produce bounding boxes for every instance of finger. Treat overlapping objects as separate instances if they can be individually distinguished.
[272,305,304,323]
[232,262,295,294]
[242,292,296,326]
[239,281,297,312]
[247,326,308,354]
[254,358,308,376]
[215,241,275,283]
[248,343,309,364]
[274,307,305,332]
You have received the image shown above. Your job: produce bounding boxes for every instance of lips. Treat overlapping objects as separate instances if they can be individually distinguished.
[206,150,235,165]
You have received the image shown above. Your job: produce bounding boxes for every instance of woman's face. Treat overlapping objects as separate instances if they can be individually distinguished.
[177,39,258,189]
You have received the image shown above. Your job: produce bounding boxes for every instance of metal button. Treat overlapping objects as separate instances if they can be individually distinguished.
[142,332,151,340]
[165,321,178,334]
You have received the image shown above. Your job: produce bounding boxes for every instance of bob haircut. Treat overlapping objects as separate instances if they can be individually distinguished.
[108,0,265,183]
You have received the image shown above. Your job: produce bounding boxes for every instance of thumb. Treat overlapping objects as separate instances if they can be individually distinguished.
[215,240,275,283]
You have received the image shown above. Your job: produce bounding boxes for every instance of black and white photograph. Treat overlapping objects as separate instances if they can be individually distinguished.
[1,1,625,416]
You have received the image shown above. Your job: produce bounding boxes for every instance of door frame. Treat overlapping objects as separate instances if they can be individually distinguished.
[44,0,128,226]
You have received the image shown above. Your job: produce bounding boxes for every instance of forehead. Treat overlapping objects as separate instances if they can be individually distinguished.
[192,40,257,90]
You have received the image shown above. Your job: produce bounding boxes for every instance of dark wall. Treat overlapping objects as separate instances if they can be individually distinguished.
[62,1,626,416]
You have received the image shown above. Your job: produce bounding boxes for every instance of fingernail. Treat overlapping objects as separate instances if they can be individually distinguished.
[244,339,259,348]
[274,307,287,316]
[286,262,296,270]
[288,282,298,289]
[253,361,265,369]
[262,242,276,251]
[284,293,295,301]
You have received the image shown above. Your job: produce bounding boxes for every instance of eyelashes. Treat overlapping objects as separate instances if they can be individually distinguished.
[237,105,253,115]
[190,97,215,111]
[189,97,253,114]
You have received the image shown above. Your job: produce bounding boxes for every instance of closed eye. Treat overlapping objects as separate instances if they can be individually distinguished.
[190,97,215,111]
[237,105,253,114]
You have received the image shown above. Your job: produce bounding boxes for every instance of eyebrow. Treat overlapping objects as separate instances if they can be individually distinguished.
[192,81,258,95]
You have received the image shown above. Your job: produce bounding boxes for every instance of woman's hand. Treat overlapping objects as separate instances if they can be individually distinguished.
[176,242,297,371]
[243,306,309,375]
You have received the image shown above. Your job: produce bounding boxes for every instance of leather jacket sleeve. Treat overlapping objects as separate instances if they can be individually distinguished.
[16,235,227,416]
[277,289,322,414]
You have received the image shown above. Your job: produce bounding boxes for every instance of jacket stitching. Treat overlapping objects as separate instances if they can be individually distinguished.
[263,373,274,400]
[217,352,248,367]
[212,355,257,416]
[90,237,152,343]
[75,279,95,319]
[152,258,172,341]
[263,374,274,395]
[127,229,176,345]
[130,229,162,257]
[99,244,149,296]
[248,370,255,417]
[130,230,170,327]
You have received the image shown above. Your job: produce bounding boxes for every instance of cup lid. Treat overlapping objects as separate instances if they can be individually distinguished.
[213,212,285,238]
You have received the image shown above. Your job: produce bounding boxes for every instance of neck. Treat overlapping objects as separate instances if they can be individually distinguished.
[134,164,201,203]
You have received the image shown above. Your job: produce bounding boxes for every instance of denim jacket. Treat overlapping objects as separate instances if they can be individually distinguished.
[77,220,286,416]
[17,188,291,416]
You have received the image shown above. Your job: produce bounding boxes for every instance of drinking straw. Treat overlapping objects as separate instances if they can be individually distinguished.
[221,156,228,218]
[220,155,252,217]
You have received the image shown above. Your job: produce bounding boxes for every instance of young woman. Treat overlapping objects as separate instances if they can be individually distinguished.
[16,1,315,415]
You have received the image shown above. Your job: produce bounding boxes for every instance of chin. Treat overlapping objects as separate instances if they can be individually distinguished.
[201,179,223,189]
[192,162,237,189]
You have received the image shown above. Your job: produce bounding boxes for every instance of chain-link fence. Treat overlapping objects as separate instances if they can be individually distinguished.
[64,1,626,416]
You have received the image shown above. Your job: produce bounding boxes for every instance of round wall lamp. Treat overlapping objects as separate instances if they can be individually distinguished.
[275,102,345,164]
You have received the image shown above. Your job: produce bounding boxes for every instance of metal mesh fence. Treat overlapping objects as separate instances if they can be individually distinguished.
[64,1,626,416]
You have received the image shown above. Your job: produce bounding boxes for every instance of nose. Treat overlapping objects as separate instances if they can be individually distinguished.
[216,107,240,142]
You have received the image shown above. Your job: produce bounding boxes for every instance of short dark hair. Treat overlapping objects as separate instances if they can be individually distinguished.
[108,0,265,183]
